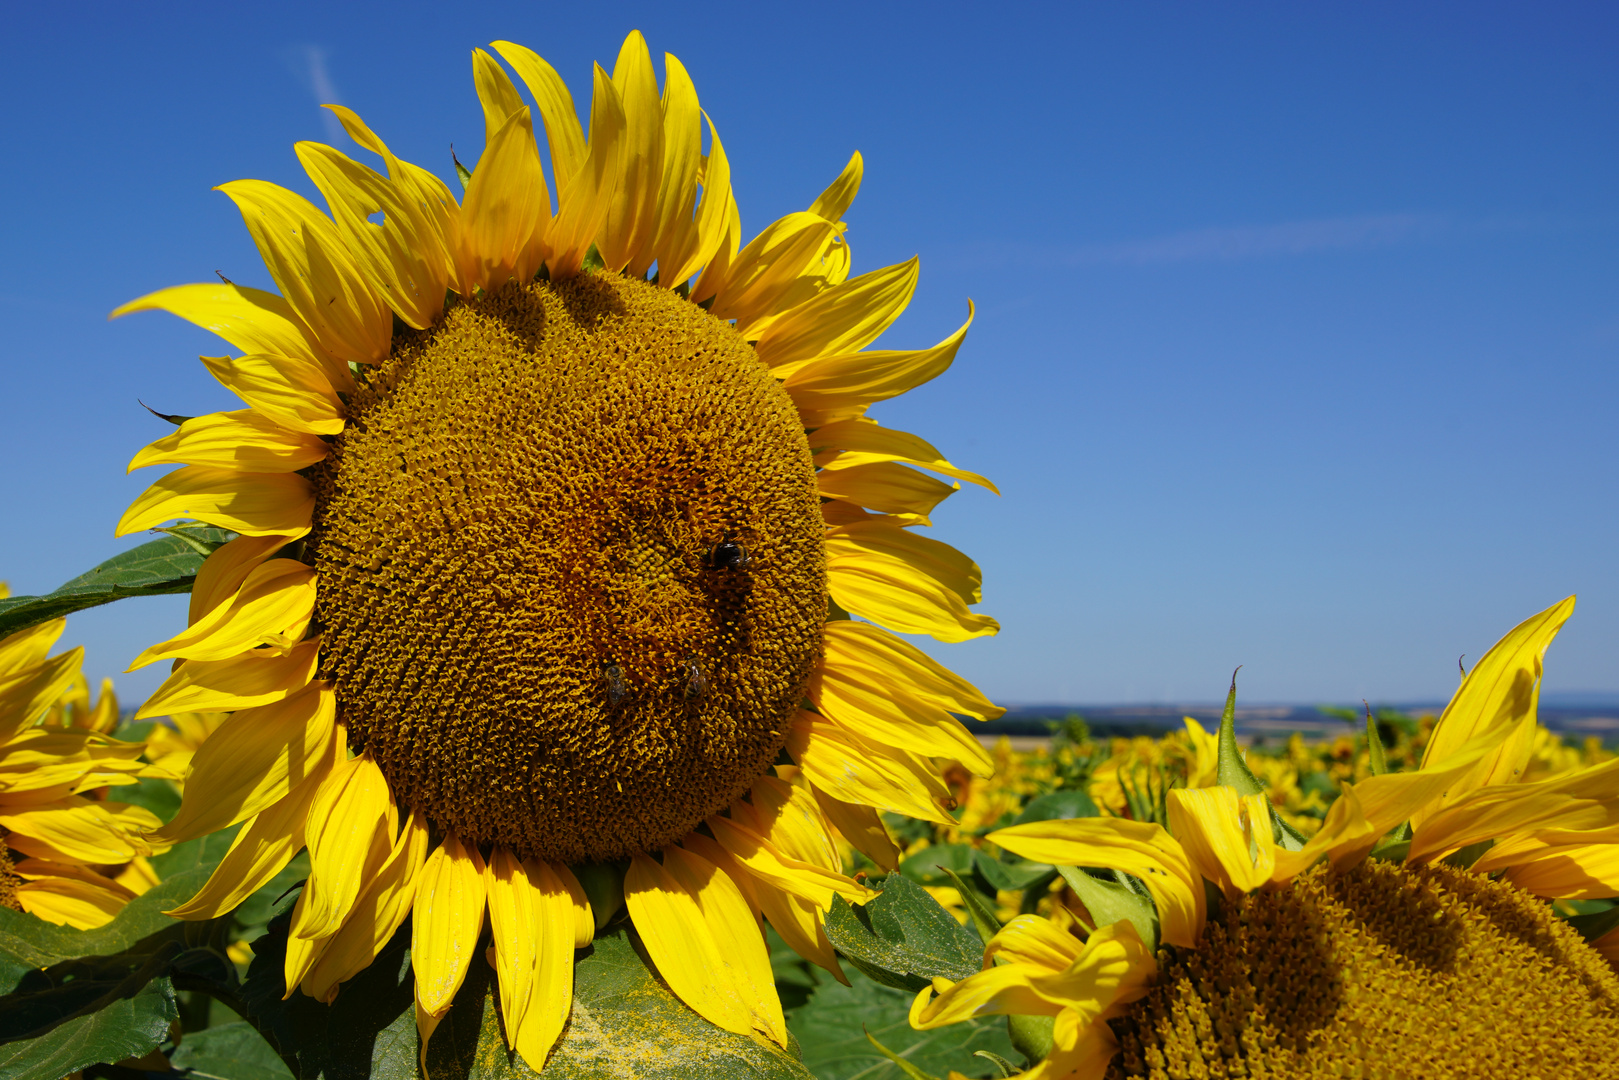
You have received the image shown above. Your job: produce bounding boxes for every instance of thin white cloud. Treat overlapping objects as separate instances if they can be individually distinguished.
[286,44,346,143]
[1069,213,1442,266]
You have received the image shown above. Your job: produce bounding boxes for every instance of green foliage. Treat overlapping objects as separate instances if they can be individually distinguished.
[788,963,1015,1080]
[171,1021,296,1080]
[0,528,232,638]
[823,874,982,992]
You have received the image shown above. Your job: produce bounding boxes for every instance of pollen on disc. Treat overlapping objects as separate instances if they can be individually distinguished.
[307,272,826,864]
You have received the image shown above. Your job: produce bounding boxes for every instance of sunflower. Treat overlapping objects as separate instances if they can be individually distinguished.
[112,30,1001,1068]
[912,596,1619,1076]
[0,607,160,928]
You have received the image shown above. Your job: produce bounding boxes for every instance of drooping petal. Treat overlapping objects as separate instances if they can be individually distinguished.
[810,787,903,871]
[117,465,314,538]
[513,860,578,1070]
[624,852,755,1039]
[485,848,539,1046]
[150,681,336,843]
[826,533,998,643]
[299,754,397,938]
[129,410,330,474]
[302,808,430,1003]
[412,834,488,1016]
[786,712,955,825]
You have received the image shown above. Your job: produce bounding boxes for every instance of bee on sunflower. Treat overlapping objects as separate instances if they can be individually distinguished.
[112,30,1000,1070]
[912,597,1619,1076]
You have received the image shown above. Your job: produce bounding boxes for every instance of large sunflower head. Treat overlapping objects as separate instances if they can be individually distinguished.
[912,597,1619,1077]
[114,30,1002,1068]
[0,610,160,928]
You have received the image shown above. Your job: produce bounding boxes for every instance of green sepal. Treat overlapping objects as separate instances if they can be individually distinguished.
[582,244,606,273]
[1006,1012,1055,1067]
[1364,701,1390,776]
[452,147,472,191]
[1055,866,1158,953]
[940,867,1000,948]
[1441,839,1495,871]
[1212,669,1306,851]
[863,1031,943,1080]
[823,874,982,991]
[0,528,233,639]
[1369,837,1411,863]
[976,1048,1023,1078]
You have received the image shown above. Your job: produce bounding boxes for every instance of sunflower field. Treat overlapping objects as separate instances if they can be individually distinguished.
[2,27,1619,1080]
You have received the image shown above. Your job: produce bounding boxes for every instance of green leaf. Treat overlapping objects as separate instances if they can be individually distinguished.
[425,924,814,1079]
[1055,867,1157,952]
[1567,905,1619,944]
[823,874,982,992]
[938,868,998,949]
[1364,702,1390,776]
[1012,789,1098,825]
[971,851,1053,894]
[0,529,232,638]
[0,970,177,1080]
[898,843,976,886]
[170,1021,295,1080]
[788,963,1016,1080]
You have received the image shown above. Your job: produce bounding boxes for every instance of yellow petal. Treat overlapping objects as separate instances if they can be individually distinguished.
[129,559,316,670]
[16,876,128,929]
[624,852,754,1038]
[117,465,314,538]
[551,861,594,949]
[0,645,82,742]
[545,65,626,277]
[784,303,972,427]
[295,141,450,329]
[488,41,586,186]
[1413,596,1575,827]
[816,461,957,517]
[692,211,841,324]
[0,797,142,863]
[150,682,336,843]
[216,179,391,366]
[826,539,998,643]
[1500,843,1619,899]
[513,860,577,1070]
[912,920,1153,1029]
[189,534,294,625]
[597,31,664,275]
[412,834,488,1016]
[809,152,862,225]
[0,618,66,681]
[109,282,335,377]
[302,808,430,1003]
[983,914,1085,972]
[751,258,918,371]
[283,887,335,995]
[813,419,998,495]
[484,848,539,1045]
[990,818,1203,949]
[472,48,527,143]
[129,409,329,474]
[1164,787,1275,897]
[708,814,851,910]
[166,748,334,920]
[787,714,954,825]
[300,753,396,938]
[645,59,728,286]
[135,638,320,719]
[663,846,786,1046]
[1408,756,1619,864]
[811,787,902,871]
[458,104,551,291]
[199,353,347,435]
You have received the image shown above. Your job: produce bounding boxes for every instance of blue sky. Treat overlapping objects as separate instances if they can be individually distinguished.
[3,2,1617,707]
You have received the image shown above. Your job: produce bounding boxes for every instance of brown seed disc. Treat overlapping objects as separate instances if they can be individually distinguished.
[308,272,826,863]
[1106,859,1619,1078]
